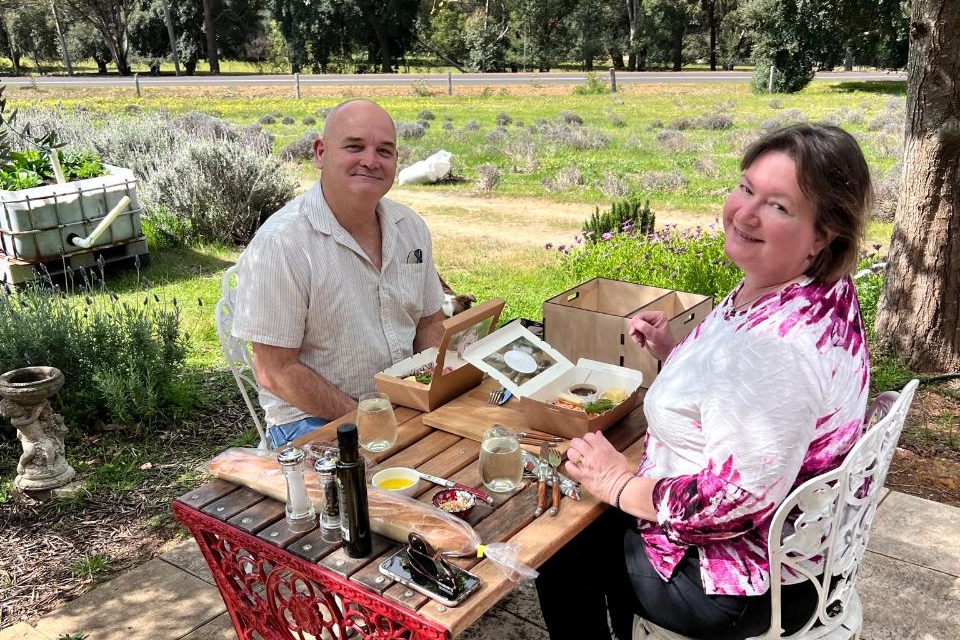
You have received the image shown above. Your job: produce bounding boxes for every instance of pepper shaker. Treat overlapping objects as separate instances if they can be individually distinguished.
[277,446,316,533]
[314,450,341,534]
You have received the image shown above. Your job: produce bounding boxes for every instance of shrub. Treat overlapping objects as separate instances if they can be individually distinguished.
[582,197,654,244]
[302,116,316,125]
[396,121,427,139]
[696,113,734,130]
[641,170,687,192]
[258,114,276,125]
[504,137,538,173]
[572,73,608,95]
[417,110,436,121]
[560,111,584,126]
[751,56,815,94]
[281,116,295,125]
[280,130,319,161]
[0,272,195,431]
[605,109,625,128]
[141,137,298,245]
[12,108,291,246]
[560,221,741,301]
[654,130,690,152]
[496,112,513,127]
[464,120,481,131]
[596,173,632,199]
[543,166,584,192]
[473,164,501,194]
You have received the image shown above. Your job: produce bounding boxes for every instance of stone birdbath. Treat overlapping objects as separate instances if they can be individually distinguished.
[0,366,76,492]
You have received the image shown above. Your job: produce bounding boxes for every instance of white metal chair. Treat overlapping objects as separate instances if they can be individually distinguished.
[634,379,920,640]
[215,265,271,450]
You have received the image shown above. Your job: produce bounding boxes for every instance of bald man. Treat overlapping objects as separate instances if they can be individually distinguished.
[233,99,445,447]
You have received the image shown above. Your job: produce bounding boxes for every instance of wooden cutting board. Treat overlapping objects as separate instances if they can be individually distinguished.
[423,377,571,454]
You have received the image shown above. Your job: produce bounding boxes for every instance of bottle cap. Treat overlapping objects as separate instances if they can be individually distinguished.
[337,423,359,448]
[277,445,305,466]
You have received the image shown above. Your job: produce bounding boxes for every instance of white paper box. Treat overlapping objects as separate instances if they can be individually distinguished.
[463,323,643,438]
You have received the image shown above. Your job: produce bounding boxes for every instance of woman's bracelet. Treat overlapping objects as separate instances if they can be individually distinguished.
[614,474,634,510]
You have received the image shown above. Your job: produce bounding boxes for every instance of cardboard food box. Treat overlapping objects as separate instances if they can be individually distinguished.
[543,278,712,387]
[375,298,505,411]
[462,322,644,439]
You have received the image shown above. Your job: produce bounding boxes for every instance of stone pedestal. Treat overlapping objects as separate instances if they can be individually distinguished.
[0,366,76,491]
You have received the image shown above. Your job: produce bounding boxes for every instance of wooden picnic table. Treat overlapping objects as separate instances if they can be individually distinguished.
[172,377,647,639]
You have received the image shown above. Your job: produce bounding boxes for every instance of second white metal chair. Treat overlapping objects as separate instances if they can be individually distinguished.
[633,379,920,640]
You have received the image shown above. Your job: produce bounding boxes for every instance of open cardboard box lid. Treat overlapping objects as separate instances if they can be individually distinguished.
[375,297,505,411]
[461,322,643,400]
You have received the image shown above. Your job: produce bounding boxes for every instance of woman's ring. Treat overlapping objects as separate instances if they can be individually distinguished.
[573,454,585,466]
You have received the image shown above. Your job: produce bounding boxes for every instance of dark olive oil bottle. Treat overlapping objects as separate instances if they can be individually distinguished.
[336,423,371,557]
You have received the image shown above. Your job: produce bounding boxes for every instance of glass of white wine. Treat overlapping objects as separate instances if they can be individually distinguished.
[479,424,522,492]
[356,392,398,453]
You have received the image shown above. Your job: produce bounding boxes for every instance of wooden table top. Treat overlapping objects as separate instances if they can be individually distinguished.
[285,379,649,636]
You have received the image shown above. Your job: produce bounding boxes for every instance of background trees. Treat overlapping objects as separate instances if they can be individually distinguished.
[0,0,911,79]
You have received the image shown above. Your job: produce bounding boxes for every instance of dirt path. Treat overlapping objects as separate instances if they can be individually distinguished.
[389,187,708,250]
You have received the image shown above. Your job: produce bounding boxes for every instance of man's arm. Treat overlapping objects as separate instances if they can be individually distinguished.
[252,342,358,421]
[413,310,445,353]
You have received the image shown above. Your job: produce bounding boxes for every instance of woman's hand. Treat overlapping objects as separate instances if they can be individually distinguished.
[628,311,677,361]
[564,431,635,505]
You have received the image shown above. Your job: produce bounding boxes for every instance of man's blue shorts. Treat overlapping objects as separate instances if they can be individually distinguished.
[269,416,328,448]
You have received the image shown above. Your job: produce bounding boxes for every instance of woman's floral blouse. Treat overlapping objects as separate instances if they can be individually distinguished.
[638,275,869,596]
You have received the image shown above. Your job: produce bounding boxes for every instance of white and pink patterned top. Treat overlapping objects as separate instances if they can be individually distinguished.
[638,275,869,596]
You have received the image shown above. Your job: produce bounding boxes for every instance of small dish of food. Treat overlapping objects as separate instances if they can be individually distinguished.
[432,488,476,519]
[566,382,598,404]
[372,467,420,497]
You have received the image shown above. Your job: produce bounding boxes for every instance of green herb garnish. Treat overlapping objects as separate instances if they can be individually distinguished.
[414,372,433,385]
[584,398,615,414]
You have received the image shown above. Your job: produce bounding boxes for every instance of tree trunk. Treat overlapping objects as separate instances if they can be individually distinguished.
[874,0,960,372]
[49,1,73,76]
[626,0,639,72]
[202,0,220,74]
[0,10,20,76]
[159,0,181,75]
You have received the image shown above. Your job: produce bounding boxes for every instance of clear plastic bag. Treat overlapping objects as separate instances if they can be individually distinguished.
[205,447,537,582]
[398,150,452,185]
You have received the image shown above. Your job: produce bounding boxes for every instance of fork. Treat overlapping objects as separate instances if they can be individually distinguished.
[547,443,562,516]
[488,386,512,405]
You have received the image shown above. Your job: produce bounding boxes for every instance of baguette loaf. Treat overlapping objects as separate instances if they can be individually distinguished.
[205,447,480,554]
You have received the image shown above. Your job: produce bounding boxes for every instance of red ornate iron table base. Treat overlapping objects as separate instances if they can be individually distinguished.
[173,480,448,640]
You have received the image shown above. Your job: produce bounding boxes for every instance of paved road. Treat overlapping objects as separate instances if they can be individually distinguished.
[1,70,906,90]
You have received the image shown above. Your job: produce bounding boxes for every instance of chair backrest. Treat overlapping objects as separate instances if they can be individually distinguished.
[758,379,920,638]
[215,265,270,450]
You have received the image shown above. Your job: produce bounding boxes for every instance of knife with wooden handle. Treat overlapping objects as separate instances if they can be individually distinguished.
[534,441,549,517]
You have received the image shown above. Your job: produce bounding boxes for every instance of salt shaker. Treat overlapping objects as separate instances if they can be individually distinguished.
[277,446,316,533]
[314,450,341,533]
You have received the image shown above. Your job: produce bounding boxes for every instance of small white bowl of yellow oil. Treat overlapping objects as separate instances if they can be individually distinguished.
[371,467,420,497]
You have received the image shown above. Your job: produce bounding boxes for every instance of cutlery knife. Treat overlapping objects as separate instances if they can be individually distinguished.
[535,441,549,517]
[418,471,494,506]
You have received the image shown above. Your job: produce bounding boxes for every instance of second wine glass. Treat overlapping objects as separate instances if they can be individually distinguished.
[356,392,398,453]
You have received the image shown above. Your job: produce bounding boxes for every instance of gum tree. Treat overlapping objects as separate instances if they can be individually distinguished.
[874,0,960,371]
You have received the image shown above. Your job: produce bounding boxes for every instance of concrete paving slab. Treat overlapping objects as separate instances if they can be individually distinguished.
[180,612,238,640]
[858,550,960,640]
[493,584,546,629]
[161,537,215,583]
[457,606,549,640]
[869,491,960,576]
[33,558,226,640]
[0,622,49,640]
